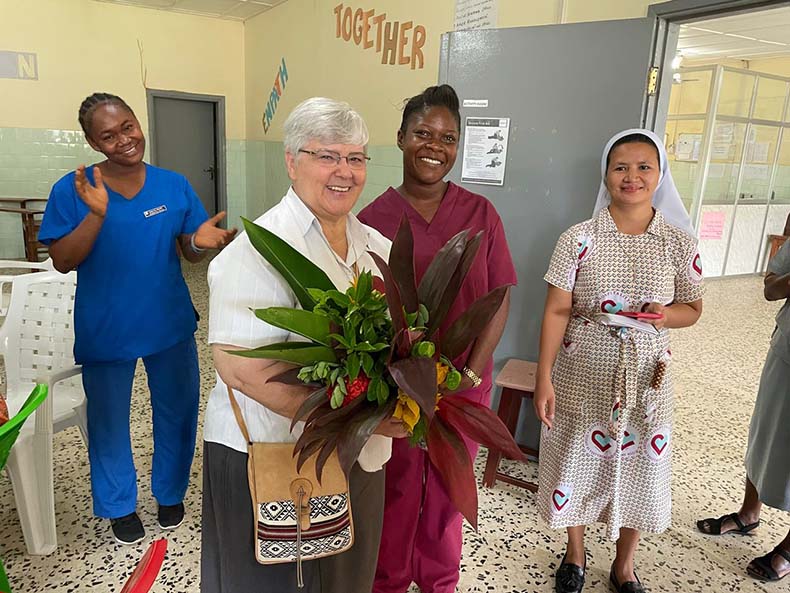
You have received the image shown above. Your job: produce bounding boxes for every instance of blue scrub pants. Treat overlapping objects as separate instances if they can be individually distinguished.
[81,337,200,519]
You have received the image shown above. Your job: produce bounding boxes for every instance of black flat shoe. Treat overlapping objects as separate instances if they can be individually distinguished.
[609,566,645,593]
[556,552,586,593]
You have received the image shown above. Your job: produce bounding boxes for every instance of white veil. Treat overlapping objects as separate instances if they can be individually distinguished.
[592,128,696,236]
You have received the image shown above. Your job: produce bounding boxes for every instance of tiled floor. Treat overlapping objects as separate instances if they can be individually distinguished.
[0,261,787,592]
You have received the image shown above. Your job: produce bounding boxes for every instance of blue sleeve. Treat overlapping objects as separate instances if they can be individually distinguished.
[38,174,81,245]
[180,177,209,235]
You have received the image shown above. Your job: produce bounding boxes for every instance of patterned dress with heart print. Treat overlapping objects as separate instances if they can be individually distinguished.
[537,207,704,540]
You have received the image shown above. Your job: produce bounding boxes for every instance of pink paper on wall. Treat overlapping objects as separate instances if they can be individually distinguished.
[700,211,726,240]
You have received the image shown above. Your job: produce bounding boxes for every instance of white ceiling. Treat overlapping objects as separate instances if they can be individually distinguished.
[679,6,790,61]
[92,0,288,21]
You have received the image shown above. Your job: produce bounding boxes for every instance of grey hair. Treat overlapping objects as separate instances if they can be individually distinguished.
[283,97,369,156]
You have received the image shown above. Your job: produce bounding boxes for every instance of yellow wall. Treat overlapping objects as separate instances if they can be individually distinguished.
[0,0,246,138]
[245,0,670,144]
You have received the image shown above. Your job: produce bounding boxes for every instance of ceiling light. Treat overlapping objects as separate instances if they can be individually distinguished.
[671,53,683,70]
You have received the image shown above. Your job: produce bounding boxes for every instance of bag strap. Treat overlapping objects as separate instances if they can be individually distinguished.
[226,384,252,444]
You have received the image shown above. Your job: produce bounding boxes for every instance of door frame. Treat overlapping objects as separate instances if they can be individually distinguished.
[647,0,790,134]
[146,89,228,219]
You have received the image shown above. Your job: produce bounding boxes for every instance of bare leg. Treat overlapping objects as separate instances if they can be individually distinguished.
[565,525,586,567]
[612,528,640,583]
[738,478,763,524]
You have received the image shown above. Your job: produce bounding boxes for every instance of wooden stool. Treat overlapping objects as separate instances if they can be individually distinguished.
[482,358,539,492]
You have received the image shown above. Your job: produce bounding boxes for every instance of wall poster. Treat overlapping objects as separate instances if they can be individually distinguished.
[461,117,510,186]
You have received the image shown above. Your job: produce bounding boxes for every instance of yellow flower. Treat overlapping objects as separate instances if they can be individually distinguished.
[393,390,421,433]
[436,363,449,386]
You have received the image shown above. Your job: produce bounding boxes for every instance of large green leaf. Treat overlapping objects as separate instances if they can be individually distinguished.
[227,342,337,364]
[425,231,483,338]
[253,307,332,346]
[437,396,526,462]
[426,414,478,531]
[417,230,469,325]
[440,286,510,360]
[389,217,419,313]
[335,398,396,478]
[242,217,336,310]
[388,356,437,422]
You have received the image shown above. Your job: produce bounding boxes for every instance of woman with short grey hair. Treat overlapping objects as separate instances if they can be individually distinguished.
[200,97,407,593]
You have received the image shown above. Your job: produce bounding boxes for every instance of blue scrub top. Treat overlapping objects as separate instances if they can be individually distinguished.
[39,163,209,364]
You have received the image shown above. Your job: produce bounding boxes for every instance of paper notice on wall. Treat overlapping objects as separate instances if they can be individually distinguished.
[700,211,726,240]
[461,117,509,186]
[454,0,498,30]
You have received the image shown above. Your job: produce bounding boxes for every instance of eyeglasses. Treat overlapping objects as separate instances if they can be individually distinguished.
[298,149,370,169]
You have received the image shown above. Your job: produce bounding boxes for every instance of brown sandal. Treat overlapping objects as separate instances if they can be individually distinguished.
[696,512,759,535]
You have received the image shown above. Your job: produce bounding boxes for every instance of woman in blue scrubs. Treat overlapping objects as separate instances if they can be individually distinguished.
[39,92,236,545]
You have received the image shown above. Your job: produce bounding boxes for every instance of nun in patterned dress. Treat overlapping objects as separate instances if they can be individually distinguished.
[533,129,704,593]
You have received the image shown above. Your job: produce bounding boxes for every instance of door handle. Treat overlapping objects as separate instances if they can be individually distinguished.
[203,165,216,181]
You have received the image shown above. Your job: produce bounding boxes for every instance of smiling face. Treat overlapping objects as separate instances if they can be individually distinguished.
[398,105,460,186]
[605,141,661,208]
[85,103,146,166]
[285,141,367,223]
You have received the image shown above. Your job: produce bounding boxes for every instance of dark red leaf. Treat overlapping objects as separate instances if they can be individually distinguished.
[372,276,386,294]
[314,435,339,483]
[335,399,396,478]
[426,231,483,338]
[388,356,437,422]
[294,422,337,472]
[417,229,469,325]
[438,396,527,462]
[290,387,329,432]
[310,393,366,428]
[426,414,478,531]
[389,217,419,313]
[370,251,407,333]
[440,286,510,360]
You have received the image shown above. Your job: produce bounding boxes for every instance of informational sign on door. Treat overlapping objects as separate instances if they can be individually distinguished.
[461,117,510,186]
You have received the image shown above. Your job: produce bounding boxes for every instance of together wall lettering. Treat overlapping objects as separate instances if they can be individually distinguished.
[333,3,425,69]
[262,58,288,134]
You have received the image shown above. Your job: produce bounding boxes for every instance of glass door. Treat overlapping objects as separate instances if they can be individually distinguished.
[697,120,748,277]
[760,126,790,270]
[724,124,781,274]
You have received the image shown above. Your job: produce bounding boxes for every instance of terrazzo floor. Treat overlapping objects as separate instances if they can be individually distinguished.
[0,259,787,593]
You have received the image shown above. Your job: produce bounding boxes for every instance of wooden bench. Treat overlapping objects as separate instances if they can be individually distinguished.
[482,358,539,492]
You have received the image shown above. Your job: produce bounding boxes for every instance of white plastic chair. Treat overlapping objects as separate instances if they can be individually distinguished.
[1,269,86,555]
[0,258,55,317]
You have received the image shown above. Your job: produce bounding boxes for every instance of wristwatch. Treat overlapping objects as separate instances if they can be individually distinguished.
[462,366,482,388]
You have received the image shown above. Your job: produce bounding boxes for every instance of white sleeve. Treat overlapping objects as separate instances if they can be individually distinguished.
[207,233,296,348]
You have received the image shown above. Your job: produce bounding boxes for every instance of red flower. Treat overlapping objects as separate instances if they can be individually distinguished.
[328,373,371,406]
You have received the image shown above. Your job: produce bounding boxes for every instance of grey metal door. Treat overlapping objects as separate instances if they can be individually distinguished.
[440,18,659,446]
[151,97,217,216]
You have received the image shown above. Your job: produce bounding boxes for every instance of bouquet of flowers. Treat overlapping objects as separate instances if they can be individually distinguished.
[232,216,525,529]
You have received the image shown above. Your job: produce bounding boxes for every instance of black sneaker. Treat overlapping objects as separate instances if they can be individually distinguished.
[110,512,145,545]
[157,502,184,530]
